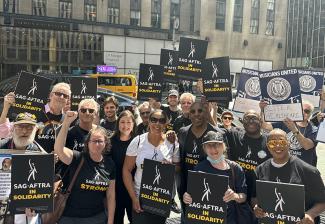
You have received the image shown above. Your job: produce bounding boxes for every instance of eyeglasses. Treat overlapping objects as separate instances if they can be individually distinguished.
[267,139,288,149]
[243,116,260,123]
[190,109,203,114]
[89,140,106,145]
[303,109,312,114]
[53,92,69,99]
[150,117,167,124]
[140,111,150,116]
[14,124,35,131]
[80,108,95,114]
[181,101,192,105]
[222,116,233,121]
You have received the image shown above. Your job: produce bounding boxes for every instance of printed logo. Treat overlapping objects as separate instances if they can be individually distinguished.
[286,132,301,150]
[73,139,78,150]
[192,141,198,153]
[276,177,281,183]
[148,67,154,82]
[201,178,211,202]
[188,42,196,58]
[81,80,87,94]
[245,147,252,158]
[94,169,101,181]
[168,52,173,66]
[27,159,37,182]
[27,78,38,95]
[299,75,316,92]
[245,77,261,97]
[274,188,285,212]
[153,165,161,185]
[211,61,218,79]
[267,77,291,101]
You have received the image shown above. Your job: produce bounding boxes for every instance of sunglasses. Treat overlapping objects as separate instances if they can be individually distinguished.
[303,109,312,114]
[222,116,233,121]
[53,92,69,99]
[267,139,288,149]
[80,108,95,114]
[150,117,167,124]
[190,109,204,114]
[140,111,150,116]
[243,116,260,123]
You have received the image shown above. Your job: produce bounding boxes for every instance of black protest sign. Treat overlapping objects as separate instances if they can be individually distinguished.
[185,171,228,224]
[12,71,52,120]
[137,64,164,101]
[139,159,175,217]
[298,69,325,108]
[202,57,232,102]
[177,37,208,80]
[256,180,305,224]
[70,77,98,110]
[233,68,261,113]
[160,49,178,83]
[10,154,54,214]
[260,69,303,122]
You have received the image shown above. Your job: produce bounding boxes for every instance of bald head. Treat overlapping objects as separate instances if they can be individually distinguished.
[243,110,260,119]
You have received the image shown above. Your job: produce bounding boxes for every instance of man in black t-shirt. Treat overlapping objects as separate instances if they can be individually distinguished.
[136,102,151,135]
[173,92,195,134]
[100,96,118,136]
[253,129,325,224]
[161,89,182,131]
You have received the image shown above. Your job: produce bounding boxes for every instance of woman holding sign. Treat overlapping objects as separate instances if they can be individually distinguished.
[183,131,253,224]
[54,111,116,224]
[123,109,180,224]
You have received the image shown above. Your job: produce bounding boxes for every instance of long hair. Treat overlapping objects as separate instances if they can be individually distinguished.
[84,126,111,154]
[112,110,137,139]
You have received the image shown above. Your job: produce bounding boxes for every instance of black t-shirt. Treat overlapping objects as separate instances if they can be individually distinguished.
[161,105,182,131]
[136,122,148,135]
[63,151,116,218]
[224,129,271,200]
[100,119,116,136]
[273,122,318,166]
[194,159,247,224]
[255,156,325,223]
[173,115,191,134]
[0,138,42,152]
[66,125,89,152]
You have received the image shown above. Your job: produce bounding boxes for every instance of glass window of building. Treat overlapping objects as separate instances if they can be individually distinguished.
[170,0,180,30]
[4,0,17,13]
[250,0,260,34]
[130,0,141,26]
[85,0,97,22]
[190,0,195,32]
[233,0,243,32]
[216,0,226,30]
[108,0,119,24]
[59,0,72,19]
[32,0,46,16]
[266,0,275,35]
[151,0,161,28]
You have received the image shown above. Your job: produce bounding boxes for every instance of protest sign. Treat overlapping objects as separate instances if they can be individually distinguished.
[160,49,178,83]
[137,64,164,101]
[202,57,232,102]
[11,71,52,120]
[256,180,305,224]
[233,68,261,113]
[298,69,324,108]
[139,159,175,217]
[177,37,208,80]
[185,171,228,224]
[316,120,325,143]
[10,154,54,214]
[260,69,303,122]
[0,154,11,201]
[70,77,98,110]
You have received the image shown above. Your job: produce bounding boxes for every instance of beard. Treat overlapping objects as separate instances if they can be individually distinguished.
[13,128,37,148]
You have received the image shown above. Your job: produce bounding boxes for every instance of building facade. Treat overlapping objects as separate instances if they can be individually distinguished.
[0,0,287,84]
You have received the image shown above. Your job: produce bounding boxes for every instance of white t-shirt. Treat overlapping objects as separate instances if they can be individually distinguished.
[126,133,180,196]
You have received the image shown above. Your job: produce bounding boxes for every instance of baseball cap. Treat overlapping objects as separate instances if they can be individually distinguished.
[202,131,224,144]
[168,89,179,97]
[14,112,37,125]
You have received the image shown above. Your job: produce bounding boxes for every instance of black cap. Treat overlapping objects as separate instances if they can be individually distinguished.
[202,131,224,144]
[14,112,37,125]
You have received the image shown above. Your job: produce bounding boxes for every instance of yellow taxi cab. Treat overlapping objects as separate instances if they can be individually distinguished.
[89,74,137,98]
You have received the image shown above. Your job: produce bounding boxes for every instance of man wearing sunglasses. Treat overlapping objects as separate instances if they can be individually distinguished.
[253,129,325,224]
[136,102,152,135]
[219,111,235,130]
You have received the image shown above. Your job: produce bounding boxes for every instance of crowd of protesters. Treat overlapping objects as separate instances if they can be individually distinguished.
[0,79,324,224]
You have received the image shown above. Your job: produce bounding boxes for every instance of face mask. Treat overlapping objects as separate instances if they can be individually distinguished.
[207,155,225,165]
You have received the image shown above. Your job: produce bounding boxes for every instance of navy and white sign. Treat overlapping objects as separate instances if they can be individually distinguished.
[298,69,324,108]
[185,171,228,224]
[202,57,232,102]
[12,72,52,120]
[256,180,305,224]
[70,77,98,110]
[233,68,261,113]
[139,159,175,217]
[260,69,303,122]
[137,64,164,101]
[177,37,208,80]
[10,154,54,214]
[160,49,178,83]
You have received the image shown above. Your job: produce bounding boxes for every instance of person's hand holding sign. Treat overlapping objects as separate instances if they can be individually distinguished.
[183,192,193,205]
[253,204,266,219]
[297,213,315,224]
[283,117,298,133]
[223,188,245,203]
[4,92,15,107]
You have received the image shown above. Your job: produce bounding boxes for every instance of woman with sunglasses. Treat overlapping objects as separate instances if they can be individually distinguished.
[110,110,136,224]
[183,131,252,224]
[253,128,325,224]
[55,111,116,224]
[123,109,180,223]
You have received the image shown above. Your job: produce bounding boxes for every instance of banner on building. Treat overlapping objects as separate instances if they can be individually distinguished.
[0,154,12,201]
[256,180,305,224]
[260,69,303,122]
[185,171,228,224]
[70,77,98,111]
[137,64,164,101]
[233,68,261,113]
[160,49,178,83]
[177,37,208,80]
